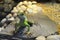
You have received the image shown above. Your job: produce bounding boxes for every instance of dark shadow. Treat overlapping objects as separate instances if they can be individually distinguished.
[13,0,24,3]
[35,0,51,3]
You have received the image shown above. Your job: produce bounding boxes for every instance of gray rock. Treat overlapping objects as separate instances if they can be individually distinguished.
[4,4,13,12]
[4,0,13,3]
[15,16,57,38]
[0,13,57,38]
[0,23,15,35]
[47,35,60,40]
[36,36,46,40]
[26,12,57,37]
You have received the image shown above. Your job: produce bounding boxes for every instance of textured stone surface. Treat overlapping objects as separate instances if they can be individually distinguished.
[0,23,15,35]
[47,35,60,40]
[25,12,57,37]
[14,14,57,38]
[36,36,46,40]
[0,3,58,38]
[0,14,57,38]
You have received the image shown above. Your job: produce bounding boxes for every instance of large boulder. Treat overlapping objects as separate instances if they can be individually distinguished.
[14,14,57,38]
